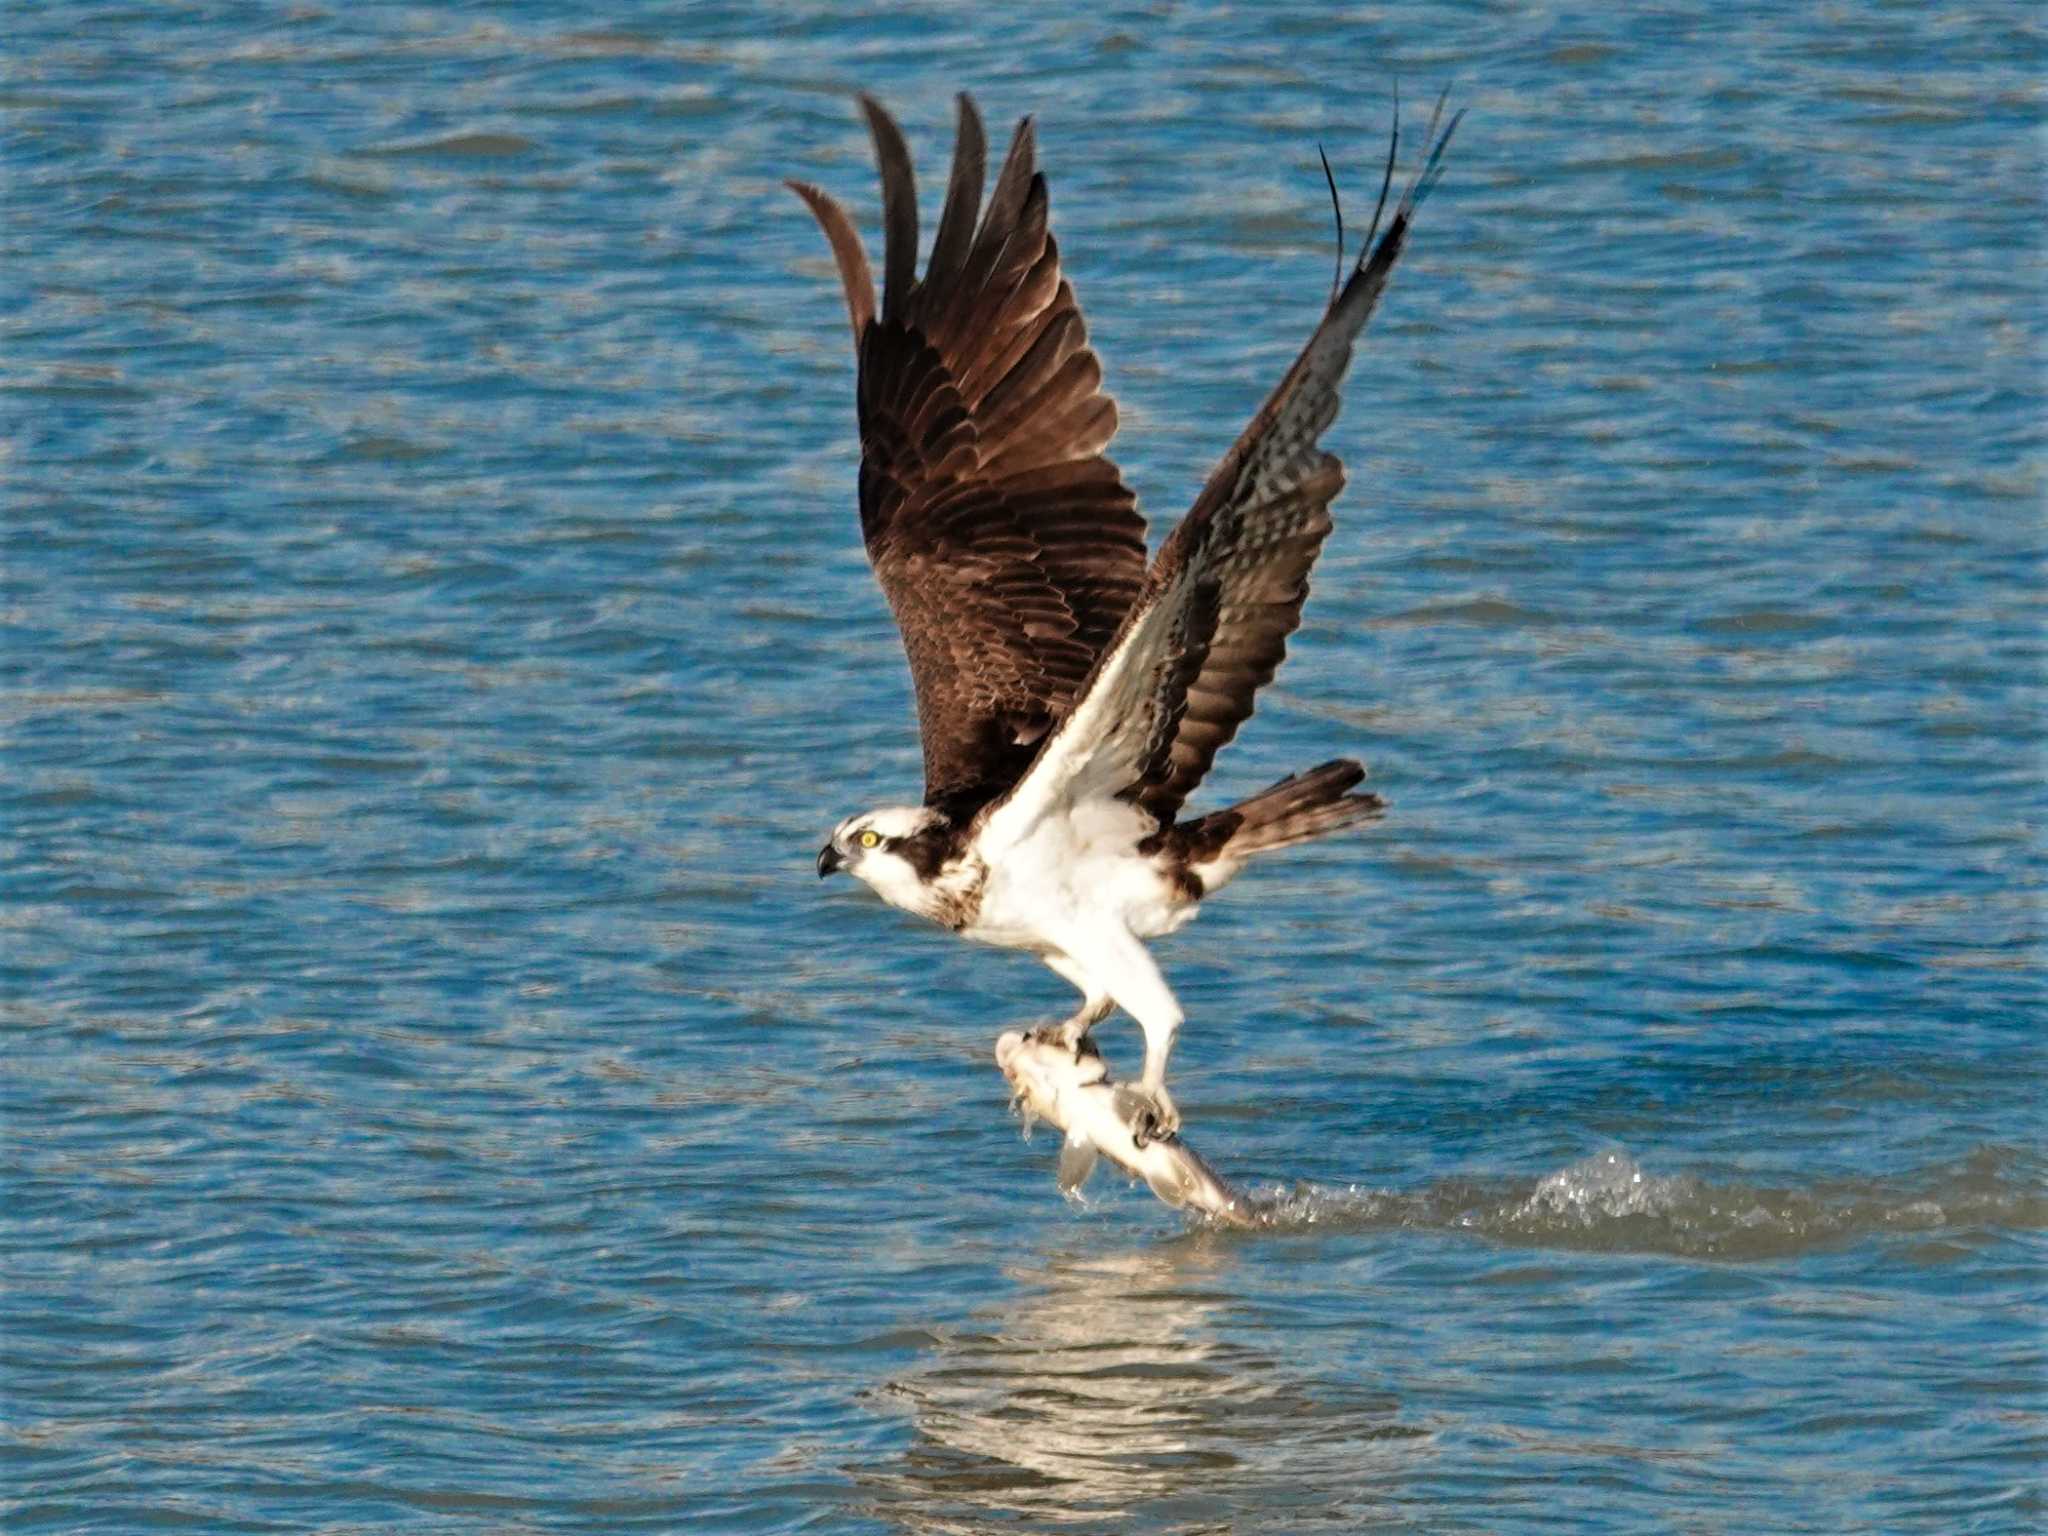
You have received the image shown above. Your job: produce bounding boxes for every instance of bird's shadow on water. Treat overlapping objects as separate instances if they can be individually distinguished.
[844,1236,1427,1533]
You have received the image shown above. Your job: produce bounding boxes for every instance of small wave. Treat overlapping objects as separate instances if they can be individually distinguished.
[1206,1146,2045,1261]
[362,132,538,160]
[1521,1148,1697,1221]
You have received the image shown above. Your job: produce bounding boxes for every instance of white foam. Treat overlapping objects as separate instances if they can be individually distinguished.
[1517,1149,1695,1224]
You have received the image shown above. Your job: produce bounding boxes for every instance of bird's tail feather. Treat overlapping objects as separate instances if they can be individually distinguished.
[1192,759,1386,860]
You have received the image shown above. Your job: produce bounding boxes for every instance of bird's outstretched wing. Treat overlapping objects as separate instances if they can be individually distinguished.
[984,98,1463,846]
[788,94,1148,821]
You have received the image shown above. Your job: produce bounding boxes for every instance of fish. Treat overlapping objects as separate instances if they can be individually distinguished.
[995,1031,1266,1227]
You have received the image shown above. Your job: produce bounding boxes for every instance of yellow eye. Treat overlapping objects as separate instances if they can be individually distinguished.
[857,830,882,849]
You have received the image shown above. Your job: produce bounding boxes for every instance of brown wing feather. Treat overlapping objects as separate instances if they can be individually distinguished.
[1137,100,1464,825]
[783,181,873,345]
[791,94,1148,818]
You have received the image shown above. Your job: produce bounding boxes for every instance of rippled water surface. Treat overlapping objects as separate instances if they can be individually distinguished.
[6,3,2045,1532]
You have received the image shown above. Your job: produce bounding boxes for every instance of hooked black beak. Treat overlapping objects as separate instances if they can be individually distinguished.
[817,842,845,878]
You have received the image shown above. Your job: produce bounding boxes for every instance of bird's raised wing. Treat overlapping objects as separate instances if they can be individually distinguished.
[788,94,1148,821]
[983,99,1462,847]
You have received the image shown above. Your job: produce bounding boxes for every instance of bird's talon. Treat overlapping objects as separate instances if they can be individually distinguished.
[1021,1022,1108,1086]
[1114,1083,1180,1148]
[1026,1021,1106,1065]
[1024,1020,1072,1050]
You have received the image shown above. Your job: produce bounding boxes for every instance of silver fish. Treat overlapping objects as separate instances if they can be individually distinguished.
[995,1031,1265,1227]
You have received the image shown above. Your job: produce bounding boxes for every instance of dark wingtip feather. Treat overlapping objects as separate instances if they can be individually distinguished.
[1317,143,1345,311]
[926,92,987,293]
[858,94,919,324]
[786,177,876,344]
[1395,85,1464,219]
[979,115,1038,249]
[1359,104,1399,266]
[1411,105,1467,207]
[1331,86,1463,322]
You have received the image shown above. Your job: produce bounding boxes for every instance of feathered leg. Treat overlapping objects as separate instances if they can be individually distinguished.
[1032,952,1116,1051]
[1044,924,1183,1145]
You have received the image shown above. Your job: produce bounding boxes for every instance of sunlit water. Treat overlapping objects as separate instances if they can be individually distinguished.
[5,3,2044,1532]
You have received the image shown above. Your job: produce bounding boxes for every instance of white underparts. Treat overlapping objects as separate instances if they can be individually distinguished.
[843,793,1258,1096]
[966,796,1216,1091]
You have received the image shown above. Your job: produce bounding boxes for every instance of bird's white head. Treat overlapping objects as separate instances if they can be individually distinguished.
[816,804,952,914]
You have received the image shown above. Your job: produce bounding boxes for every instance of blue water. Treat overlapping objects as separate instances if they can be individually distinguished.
[4,3,2044,1531]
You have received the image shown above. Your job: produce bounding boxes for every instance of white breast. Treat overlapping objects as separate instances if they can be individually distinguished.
[965,797,1196,950]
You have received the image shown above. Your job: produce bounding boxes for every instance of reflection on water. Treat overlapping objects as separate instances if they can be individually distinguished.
[848,1148,2046,1532]
[7,0,2040,1529]
[857,1241,1422,1531]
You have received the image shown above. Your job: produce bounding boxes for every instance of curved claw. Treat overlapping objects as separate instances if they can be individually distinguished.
[1025,1022,1107,1083]
[1113,1082,1180,1149]
[1026,1017,1098,1056]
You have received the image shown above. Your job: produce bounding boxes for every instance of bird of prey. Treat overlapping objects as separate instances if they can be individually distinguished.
[793,91,1460,1144]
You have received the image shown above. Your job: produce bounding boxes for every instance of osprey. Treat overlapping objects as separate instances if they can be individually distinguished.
[793,92,1460,1144]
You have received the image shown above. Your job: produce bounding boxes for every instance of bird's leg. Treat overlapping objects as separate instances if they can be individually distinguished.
[1029,955,1115,1059]
[1027,991,1114,1055]
[1114,1013,1181,1147]
[1043,930,1184,1148]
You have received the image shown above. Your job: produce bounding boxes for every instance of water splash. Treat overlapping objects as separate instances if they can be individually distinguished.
[1202,1145,2046,1261]
[1518,1149,1697,1223]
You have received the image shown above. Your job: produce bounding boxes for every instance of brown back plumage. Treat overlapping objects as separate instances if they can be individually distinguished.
[787,94,1148,820]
